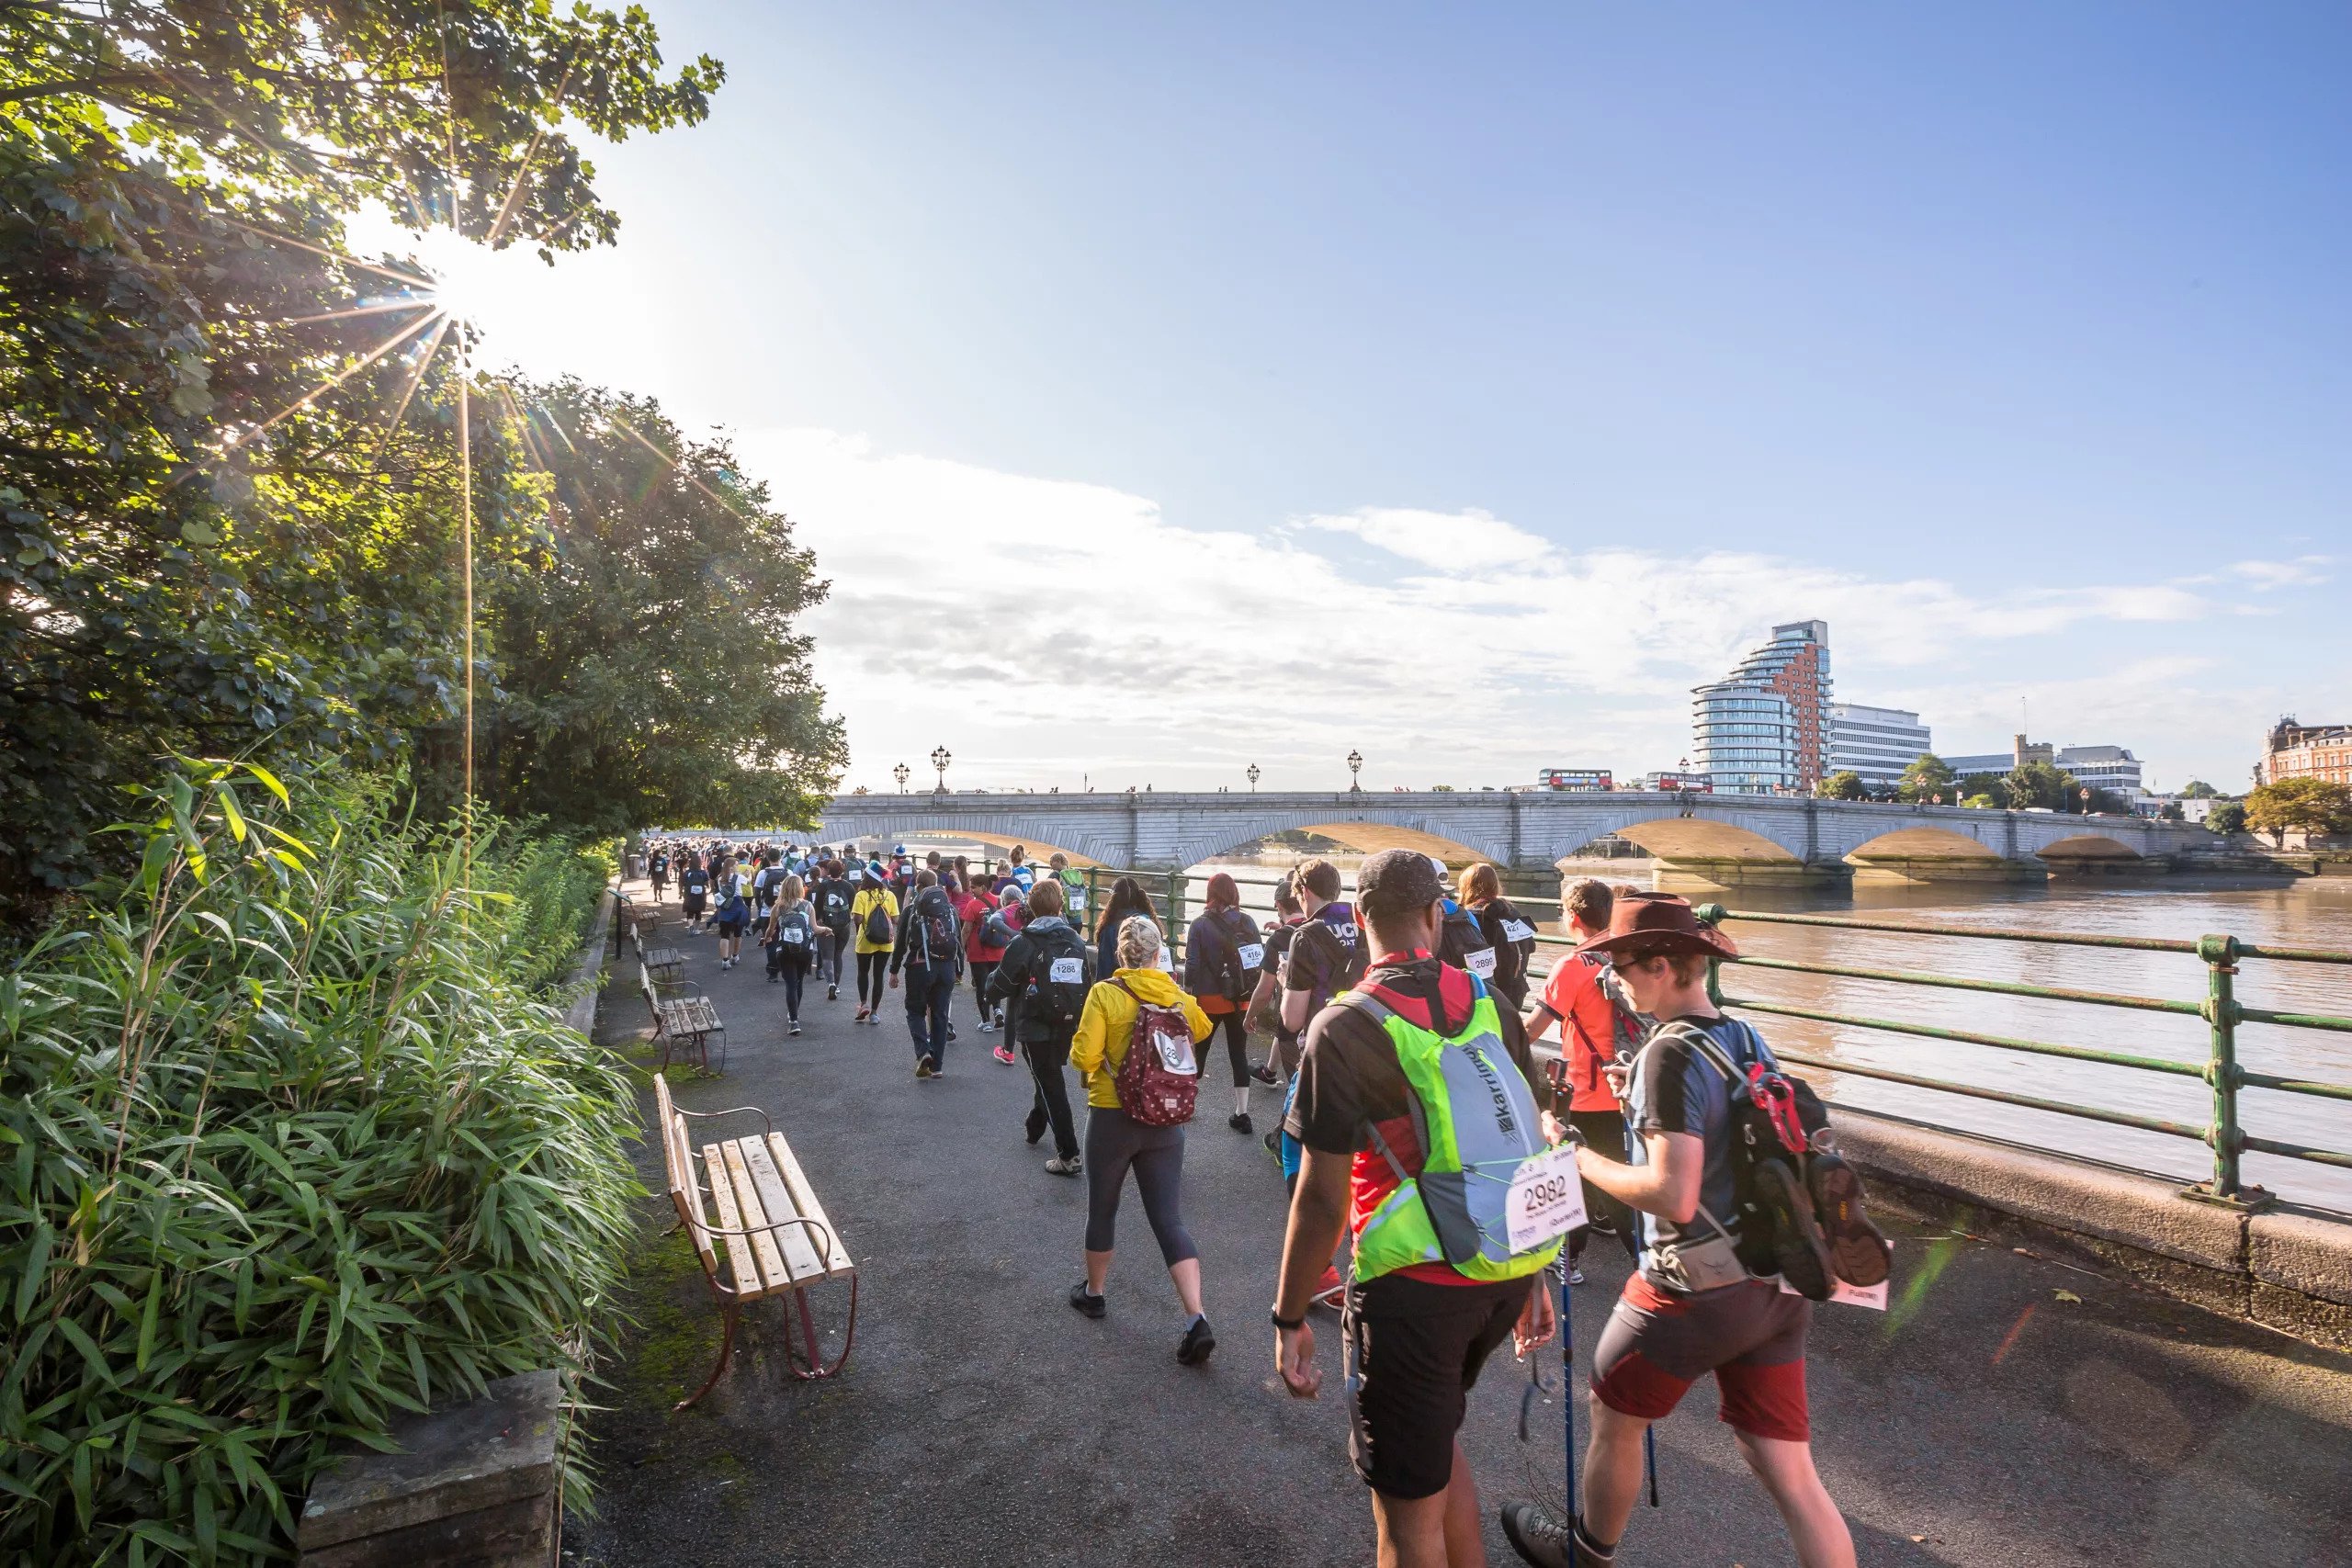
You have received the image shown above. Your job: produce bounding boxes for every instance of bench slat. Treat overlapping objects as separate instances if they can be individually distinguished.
[718,1138,793,1294]
[652,1077,719,1279]
[765,1131,854,1280]
[741,1138,827,1285]
[701,1141,769,1298]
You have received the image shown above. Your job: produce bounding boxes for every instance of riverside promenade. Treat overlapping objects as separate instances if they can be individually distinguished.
[568,883,2352,1568]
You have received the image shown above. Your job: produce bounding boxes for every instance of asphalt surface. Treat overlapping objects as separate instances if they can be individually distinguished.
[568,882,2352,1567]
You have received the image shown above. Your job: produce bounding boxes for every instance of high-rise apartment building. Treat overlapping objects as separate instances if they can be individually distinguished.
[1692,620,1832,794]
[1827,704,1932,791]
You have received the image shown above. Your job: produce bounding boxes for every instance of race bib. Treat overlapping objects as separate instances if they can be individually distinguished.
[1048,956,1085,985]
[1500,919,1537,944]
[1463,946,1498,978]
[1237,942,1265,970]
[783,928,808,944]
[1506,1144,1586,1252]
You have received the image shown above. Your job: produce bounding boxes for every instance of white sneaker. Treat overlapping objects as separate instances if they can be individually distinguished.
[978,1020,996,1034]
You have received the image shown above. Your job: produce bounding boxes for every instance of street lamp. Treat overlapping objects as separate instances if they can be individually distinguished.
[1247,763,1261,793]
[1347,750,1363,793]
[932,745,953,793]
[892,761,910,794]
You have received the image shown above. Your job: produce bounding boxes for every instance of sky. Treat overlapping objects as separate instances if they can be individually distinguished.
[363,1,2351,795]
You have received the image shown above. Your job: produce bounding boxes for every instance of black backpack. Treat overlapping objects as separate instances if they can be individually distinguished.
[1439,907,1496,982]
[1206,908,1263,1003]
[863,895,894,946]
[914,890,963,970]
[1666,1020,1848,1300]
[1028,923,1091,1027]
[817,881,851,923]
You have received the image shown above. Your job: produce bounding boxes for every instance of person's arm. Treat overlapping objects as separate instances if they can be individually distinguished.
[890,899,913,974]
[1577,1130,1704,1224]
[1272,1145,1350,1397]
[1181,991,1214,1042]
[1069,987,1112,1078]
[983,936,1026,1004]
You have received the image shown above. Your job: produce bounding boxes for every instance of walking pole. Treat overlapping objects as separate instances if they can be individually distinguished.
[1562,1255,1577,1566]
[1645,1426,1659,1506]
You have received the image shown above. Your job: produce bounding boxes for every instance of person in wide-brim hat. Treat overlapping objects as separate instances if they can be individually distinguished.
[1571,890,1740,964]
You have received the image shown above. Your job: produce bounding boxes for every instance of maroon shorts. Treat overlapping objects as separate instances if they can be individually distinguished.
[1589,1273,1811,1441]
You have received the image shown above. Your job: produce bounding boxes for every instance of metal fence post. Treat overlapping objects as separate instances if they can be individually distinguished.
[2196,933,2249,1201]
[1694,903,1728,1008]
[1085,867,1100,932]
[1167,869,1185,957]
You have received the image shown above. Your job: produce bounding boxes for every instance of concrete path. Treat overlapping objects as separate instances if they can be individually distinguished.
[568,883,2352,1568]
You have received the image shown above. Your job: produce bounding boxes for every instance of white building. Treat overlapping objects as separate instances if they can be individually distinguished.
[1945,736,2145,805]
[1827,704,1931,792]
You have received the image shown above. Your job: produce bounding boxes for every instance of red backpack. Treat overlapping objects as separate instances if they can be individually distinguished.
[1109,979,1200,1126]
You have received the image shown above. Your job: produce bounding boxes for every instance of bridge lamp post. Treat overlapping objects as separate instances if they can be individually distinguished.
[933,746,953,794]
[893,762,910,794]
[1247,763,1261,792]
[1347,750,1363,793]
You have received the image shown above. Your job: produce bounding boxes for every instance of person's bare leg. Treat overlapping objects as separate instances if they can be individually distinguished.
[1733,1430,1857,1568]
[1084,1248,1111,1294]
[1370,1486,1453,1568]
[1167,1256,1204,1316]
[1580,1396,1652,1547]
[1439,1438,1488,1566]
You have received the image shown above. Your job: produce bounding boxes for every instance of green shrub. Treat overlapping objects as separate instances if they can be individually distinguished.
[0,763,637,1562]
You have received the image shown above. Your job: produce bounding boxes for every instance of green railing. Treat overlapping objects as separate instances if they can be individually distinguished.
[1010,859,2352,1206]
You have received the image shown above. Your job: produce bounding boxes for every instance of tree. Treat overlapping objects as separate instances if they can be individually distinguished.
[1819,770,1869,801]
[2179,779,2221,799]
[424,379,846,834]
[1999,760,2077,811]
[1962,793,1999,809]
[0,1,721,909]
[2245,778,2352,846]
[1896,752,1957,803]
[2158,801,2185,822]
[2205,800,2247,835]
[1958,772,2007,804]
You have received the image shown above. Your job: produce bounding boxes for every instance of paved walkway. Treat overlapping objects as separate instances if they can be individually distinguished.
[569,883,2352,1567]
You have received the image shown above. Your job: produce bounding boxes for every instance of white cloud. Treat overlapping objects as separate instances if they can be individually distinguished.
[2225,557,2333,591]
[729,428,2279,793]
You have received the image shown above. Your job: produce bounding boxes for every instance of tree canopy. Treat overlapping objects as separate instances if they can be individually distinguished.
[2245,778,2352,844]
[1818,770,1870,801]
[1896,752,1956,803]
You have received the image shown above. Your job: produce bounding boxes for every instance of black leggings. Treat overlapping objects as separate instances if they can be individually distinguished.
[1083,1108,1197,1266]
[1204,1011,1249,1089]
[857,949,889,1007]
[971,960,998,1017]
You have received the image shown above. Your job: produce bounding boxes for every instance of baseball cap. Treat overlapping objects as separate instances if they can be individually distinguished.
[1357,848,1446,925]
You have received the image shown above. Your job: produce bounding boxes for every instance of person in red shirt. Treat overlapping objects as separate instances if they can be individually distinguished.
[1523,877,1646,1276]
[956,877,1018,1058]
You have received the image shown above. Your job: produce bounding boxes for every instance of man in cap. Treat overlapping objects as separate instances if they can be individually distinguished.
[1273,849,1557,1568]
[1498,893,1860,1568]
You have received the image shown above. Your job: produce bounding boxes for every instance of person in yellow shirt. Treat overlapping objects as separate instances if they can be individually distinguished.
[849,872,899,1026]
[1066,915,1218,1366]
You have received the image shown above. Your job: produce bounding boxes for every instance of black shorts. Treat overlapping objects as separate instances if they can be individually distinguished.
[682,895,707,918]
[1344,1272,1532,1499]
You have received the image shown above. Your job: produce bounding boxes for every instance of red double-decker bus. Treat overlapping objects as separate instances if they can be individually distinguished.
[1536,767,1615,793]
[1640,771,1714,794]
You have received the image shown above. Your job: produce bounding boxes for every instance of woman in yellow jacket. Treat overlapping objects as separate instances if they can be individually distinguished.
[1066,916,1218,1366]
[848,871,899,1026]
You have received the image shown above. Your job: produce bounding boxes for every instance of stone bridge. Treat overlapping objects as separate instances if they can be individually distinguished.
[802,790,2218,884]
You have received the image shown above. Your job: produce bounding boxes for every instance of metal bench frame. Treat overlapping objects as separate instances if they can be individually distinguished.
[654,1077,858,1410]
[640,961,727,1074]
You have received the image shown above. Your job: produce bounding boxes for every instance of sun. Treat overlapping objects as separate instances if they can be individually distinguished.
[401,224,537,344]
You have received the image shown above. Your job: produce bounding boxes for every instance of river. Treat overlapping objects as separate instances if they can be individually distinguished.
[1175,858,2352,1213]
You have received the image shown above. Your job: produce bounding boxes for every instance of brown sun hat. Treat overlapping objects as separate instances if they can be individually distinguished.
[1571,891,1740,962]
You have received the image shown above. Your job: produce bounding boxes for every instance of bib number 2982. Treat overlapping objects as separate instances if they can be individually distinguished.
[1505,1145,1586,1252]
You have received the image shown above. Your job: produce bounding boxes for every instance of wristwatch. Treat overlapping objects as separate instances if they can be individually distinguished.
[1271,1306,1306,1332]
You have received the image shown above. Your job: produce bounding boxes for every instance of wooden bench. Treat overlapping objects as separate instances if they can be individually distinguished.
[653,1074,857,1408]
[640,961,726,1074]
[629,919,685,982]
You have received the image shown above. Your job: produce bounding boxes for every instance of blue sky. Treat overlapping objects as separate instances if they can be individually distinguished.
[397,1,2349,793]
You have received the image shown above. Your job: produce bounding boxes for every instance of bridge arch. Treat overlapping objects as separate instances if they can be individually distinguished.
[1159,812,1503,871]
[1600,817,1801,865]
[1843,826,2007,863]
[2031,832,2146,862]
[888,828,1103,867]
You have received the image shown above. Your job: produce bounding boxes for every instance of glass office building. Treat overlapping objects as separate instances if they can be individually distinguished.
[1692,621,1832,794]
[1828,703,1932,792]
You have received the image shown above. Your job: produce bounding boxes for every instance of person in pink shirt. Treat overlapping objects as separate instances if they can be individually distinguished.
[957,876,1018,1060]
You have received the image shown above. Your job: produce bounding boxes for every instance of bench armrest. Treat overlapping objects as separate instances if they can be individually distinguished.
[676,1104,774,1136]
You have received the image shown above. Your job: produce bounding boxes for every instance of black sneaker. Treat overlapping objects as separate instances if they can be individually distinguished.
[1068,1281,1105,1319]
[1808,1151,1891,1287]
[1249,1062,1278,1086]
[1758,1156,1834,1301]
[1176,1315,1216,1367]
[1228,1111,1253,1134]
[827,984,839,1001]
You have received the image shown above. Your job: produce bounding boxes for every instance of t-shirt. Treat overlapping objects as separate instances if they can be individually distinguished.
[850,887,900,954]
[958,889,1004,962]
[1539,953,1637,1113]
[1624,1013,1751,1278]
[1287,957,1551,1287]
[1282,902,1363,1017]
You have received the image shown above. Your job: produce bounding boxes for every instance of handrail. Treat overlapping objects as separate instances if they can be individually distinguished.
[999,856,2351,1204]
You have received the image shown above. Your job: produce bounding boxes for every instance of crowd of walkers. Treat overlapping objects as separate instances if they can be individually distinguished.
[633,836,1883,1568]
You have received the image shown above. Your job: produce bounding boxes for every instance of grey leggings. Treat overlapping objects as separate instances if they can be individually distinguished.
[1083,1108,1198,1266]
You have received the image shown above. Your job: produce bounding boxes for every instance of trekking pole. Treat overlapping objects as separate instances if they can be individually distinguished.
[1645,1426,1659,1507]
[1562,1255,1577,1566]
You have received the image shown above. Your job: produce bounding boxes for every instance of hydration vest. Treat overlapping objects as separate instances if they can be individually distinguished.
[1338,974,1562,1284]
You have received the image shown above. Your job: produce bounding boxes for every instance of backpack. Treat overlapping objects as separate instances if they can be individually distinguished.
[770,904,814,968]
[1028,923,1091,1028]
[817,881,851,923]
[1440,907,1497,980]
[913,890,963,970]
[1109,979,1199,1126]
[1664,1019,1857,1301]
[981,904,1023,950]
[862,895,895,946]
[1206,908,1263,1003]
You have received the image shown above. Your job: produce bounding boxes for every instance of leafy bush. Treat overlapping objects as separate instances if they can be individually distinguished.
[0,763,635,1562]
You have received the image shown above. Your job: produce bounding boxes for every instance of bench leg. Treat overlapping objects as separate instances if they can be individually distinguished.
[674,1298,741,1412]
[783,1278,857,1382]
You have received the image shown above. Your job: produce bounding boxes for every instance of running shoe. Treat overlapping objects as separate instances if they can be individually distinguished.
[1500,1503,1614,1568]
[992,1044,1016,1066]
[854,1006,870,1023]
[788,1021,802,1036]
[1176,1315,1216,1367]
[1757,1156,1834,1301]
[827,984,838,1001]
[1807,1150,1892,1287]
[1228,1111,1253,1134]
[1567,1265,1585,1286]
[979,1019,996,1034]
[914,1058,935,1079]
[1068,1280,1105,1318]
[1250,1062,1279,1086]
[1045,1156,1082,1178]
